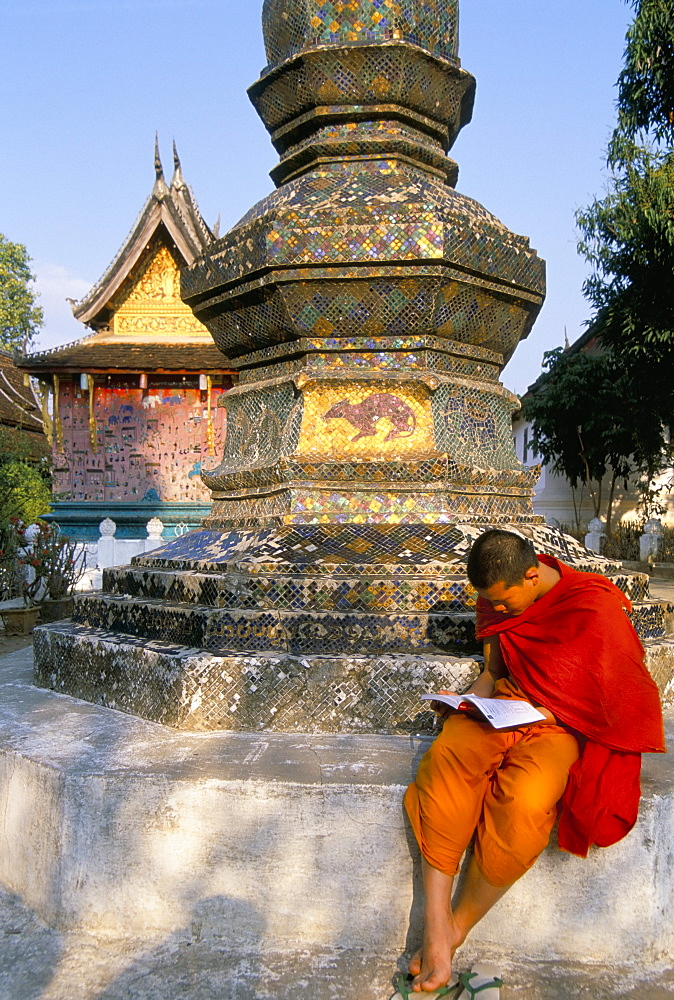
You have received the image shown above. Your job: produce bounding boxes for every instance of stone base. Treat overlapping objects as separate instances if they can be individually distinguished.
[33,622,481,731]
[3,646,674,969]
[32,520,663,733]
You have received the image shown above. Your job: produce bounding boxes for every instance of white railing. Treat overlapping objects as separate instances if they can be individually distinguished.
[74,517,168,592]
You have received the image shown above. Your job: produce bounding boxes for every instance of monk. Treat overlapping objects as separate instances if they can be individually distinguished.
[404,528,666,993]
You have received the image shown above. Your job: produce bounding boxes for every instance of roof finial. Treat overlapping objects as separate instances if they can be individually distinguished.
[153,133,169,200]
[213,215,221,239]
[171,139,186,191]
[155,132,164,181]
[564,326,570,351]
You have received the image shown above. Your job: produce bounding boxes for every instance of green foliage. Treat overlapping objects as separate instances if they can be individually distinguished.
[0,234,43,351]
[568,0,674,510]
[614,0,674,146]
[0,521,22,601]
[522,347,668,530]
[0,422,50,466]
[603,520,642,561]
[0,462,51,525]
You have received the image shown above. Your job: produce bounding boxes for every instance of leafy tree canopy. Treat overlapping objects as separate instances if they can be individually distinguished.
[614,0,674,146]
[0,234,43,352]
[523,347,669,530]
[528,0,674,527]
[577,0,674,382]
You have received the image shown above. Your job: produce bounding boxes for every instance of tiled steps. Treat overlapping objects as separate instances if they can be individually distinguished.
[103,564,652,610]
[34,620,482,731]
[72,593,482,655]
[73,588,673,657]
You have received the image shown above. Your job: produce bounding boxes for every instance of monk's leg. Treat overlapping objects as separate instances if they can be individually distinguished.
[451,854,510,942]
[473,727,580,889]
[405,716,507,991]
[408,860,462,992]
[411,724,580,984]
[450,726,581,939]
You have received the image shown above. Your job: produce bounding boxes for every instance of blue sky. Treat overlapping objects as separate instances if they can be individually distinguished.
[0,0,632,394]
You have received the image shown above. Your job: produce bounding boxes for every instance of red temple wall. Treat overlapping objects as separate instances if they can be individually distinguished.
[53,377,229,504]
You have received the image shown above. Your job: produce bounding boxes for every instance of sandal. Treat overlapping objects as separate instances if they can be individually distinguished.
[458,963,503,999]
[391,971,462,1000]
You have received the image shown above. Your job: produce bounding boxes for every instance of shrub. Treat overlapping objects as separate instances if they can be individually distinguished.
[0,461,51,525]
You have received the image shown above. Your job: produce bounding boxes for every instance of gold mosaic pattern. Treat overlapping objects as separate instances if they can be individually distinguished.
[206,277,533,362]
[251,48,469,140]
[298,381,433,458]
[261,0,460,68]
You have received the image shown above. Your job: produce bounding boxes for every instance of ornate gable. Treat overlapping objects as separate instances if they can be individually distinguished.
[112,242,209,339]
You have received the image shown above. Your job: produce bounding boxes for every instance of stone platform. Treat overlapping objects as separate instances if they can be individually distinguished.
[2,645,673,996]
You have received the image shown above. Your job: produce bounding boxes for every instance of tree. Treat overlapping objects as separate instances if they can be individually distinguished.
[528,0,674,523]
[522,347,668,533]
[0,234,43,351]
[613,0,674,145]
[577,1,674,386]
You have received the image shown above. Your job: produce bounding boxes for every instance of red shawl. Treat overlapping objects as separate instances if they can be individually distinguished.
[476,555,666,857]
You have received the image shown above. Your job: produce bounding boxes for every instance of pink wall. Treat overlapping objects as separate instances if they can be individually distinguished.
[53,377,229,503]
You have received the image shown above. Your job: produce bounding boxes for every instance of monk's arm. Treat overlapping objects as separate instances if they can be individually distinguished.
[469,636,506,697]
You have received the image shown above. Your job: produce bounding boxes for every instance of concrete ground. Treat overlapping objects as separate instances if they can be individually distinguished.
[1,879,673,1000]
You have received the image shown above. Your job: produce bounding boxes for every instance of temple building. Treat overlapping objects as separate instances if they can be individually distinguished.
[19,143,235,542]
[0,348,48,462]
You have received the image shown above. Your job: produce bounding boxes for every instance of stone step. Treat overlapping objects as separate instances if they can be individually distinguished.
[627,599,673,639]
[643,636,674,702]
[103,565,481,614]
[1,648,673,978]
[104,564,652,612]
[0,879,672,1000]
[72,589,674,665]
[72,592,483,655]
[33,619,482,731]
[33,620,674,734]
[1,875,672,1000]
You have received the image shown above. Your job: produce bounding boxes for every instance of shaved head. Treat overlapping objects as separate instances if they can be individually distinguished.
[466,529,538,590]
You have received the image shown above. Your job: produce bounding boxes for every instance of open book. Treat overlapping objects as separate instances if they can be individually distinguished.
[421,693,546,729]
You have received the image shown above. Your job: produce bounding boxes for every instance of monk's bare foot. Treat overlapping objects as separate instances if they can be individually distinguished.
[411,906,464,992]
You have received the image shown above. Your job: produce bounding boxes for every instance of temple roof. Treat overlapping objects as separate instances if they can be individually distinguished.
[18,337,228,374]
[19,141,236,375]
[0,348,47,457]
[74,139,213,329]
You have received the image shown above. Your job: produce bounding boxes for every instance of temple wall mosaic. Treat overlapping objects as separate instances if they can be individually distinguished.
[53,377,228,504]
[33,0,674,735]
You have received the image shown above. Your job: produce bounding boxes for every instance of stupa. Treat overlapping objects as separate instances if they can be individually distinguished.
[33,0,660,731]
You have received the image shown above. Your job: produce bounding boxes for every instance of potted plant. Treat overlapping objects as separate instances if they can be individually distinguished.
[0,519,43,635]
[33,523,86,623]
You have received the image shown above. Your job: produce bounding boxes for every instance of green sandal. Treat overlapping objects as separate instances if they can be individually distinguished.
[391,971,461,1000]
[458,964,503,999]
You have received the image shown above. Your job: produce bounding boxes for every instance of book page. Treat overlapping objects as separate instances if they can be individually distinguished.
[421,693,546,729]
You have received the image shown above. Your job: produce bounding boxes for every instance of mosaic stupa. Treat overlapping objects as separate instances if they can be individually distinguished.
[34,0,662,731]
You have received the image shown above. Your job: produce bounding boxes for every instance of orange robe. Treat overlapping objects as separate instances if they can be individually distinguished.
[404,678,580,886]
[405,556,666,884]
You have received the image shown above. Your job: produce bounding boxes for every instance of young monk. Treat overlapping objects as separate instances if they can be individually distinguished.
[404,528,666,993]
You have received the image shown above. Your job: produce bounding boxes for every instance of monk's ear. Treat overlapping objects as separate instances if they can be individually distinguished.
[523,566,539,584]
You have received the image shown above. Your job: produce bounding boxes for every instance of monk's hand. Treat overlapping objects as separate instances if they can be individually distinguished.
[429,689,456,721]
[429,689,474,722]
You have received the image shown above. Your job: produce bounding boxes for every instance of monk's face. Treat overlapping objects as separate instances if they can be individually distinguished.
[477,567,540,616]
